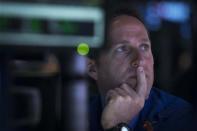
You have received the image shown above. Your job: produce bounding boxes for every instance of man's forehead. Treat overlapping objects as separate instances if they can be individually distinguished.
[110,15,144,28]
[104,15,150,48]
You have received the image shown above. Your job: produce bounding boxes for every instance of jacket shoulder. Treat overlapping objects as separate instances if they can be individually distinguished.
[147,88,194,131]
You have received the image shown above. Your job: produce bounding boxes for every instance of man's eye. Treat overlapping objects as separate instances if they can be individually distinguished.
[140,44,149,51]
[115,46,129,53]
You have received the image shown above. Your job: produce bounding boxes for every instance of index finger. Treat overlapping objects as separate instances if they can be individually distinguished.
[136,66,147,97]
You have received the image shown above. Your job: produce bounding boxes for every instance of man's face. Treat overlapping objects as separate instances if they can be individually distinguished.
[89,15,154,99]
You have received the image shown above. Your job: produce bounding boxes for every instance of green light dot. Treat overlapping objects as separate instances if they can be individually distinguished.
[77,43,89,56]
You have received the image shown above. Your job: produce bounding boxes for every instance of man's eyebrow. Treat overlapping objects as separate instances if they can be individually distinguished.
[117,39,150,45]
[141,38,150,43]
[117,40,130,44]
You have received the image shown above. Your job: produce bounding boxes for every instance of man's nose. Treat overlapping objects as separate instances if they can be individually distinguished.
[130,50,143,68]
[131,60,139,68]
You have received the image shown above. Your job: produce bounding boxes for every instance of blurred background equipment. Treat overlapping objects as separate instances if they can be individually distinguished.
[0,2,104,47]
[0,0,105,131]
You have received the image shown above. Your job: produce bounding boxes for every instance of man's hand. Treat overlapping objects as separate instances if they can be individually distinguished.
[101,67,147,129]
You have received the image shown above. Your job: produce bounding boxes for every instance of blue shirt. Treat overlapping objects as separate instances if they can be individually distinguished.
[89,87,194,131]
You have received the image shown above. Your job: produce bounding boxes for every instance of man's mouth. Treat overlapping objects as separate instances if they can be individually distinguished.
[123,77,137,90]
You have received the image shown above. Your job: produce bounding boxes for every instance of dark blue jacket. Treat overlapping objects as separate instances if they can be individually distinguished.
[89,88,194,131]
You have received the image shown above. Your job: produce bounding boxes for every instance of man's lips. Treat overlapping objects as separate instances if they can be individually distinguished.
[127,74,148,80]
[128,75,137,79]
[125,74,148,90]
[124,77,137,90]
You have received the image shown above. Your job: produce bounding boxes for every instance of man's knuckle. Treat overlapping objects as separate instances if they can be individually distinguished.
[116,95,124,101]
[125,95,132,101]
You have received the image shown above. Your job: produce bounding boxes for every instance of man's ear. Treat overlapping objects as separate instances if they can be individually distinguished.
[87,58,98,80]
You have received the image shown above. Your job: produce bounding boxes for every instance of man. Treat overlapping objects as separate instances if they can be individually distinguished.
[87,10,194,131]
